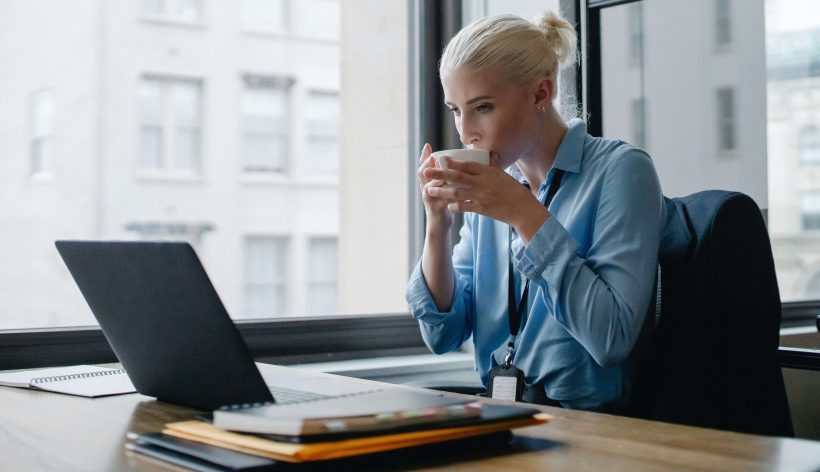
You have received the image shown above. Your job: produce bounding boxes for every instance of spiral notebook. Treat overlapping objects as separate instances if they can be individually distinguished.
[0,365,136,398]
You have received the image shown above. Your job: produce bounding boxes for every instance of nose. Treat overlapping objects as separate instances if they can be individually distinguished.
[458,114,479,147]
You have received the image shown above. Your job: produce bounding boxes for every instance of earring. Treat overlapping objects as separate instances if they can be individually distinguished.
[537,106,547,113]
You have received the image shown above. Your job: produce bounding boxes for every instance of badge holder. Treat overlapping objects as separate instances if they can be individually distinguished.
[488,343,525,402]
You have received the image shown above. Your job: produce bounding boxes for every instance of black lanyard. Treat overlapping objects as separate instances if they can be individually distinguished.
[505,169,565,363]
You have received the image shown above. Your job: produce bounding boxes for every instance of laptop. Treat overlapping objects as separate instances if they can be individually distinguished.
[55,240,402,411]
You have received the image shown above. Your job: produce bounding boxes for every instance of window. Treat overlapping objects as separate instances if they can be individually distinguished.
[1,0,409,334]
[243,237,288,318]
[307,237,338,315]
[717,87,736,152]
[140,0,203,23]
[595,0,820,306]
[305,91,340,176]
[241,76,292,173]
[138,77,202,174]
[241,0,289,34]
[715,0,732,47]
[30,89,55,177]
[801,192,820,230]
[799,125,820,164]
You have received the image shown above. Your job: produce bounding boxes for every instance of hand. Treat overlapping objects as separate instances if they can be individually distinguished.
[423,153,550,241]
[416,143,454,230]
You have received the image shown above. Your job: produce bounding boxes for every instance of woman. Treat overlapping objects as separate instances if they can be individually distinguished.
[406,11,664,411]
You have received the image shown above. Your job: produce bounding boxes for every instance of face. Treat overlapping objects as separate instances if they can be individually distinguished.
[441,65,543,168]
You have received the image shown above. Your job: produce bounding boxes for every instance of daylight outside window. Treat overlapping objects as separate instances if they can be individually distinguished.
[0,0,410,329]
[598,0,820,303]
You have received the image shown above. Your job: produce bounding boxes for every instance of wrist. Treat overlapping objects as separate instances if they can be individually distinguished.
[425,214,453,236]
[512,203,549,245]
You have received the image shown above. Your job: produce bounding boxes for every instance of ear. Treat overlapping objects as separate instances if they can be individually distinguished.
[533,77,554,109]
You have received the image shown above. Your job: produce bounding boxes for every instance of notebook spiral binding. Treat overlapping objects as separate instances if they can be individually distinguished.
[30,368,128,385]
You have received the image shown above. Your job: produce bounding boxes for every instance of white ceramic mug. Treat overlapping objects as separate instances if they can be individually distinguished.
[431,148,490,169]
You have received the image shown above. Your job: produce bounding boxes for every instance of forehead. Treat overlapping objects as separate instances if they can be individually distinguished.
[441,65,515,103]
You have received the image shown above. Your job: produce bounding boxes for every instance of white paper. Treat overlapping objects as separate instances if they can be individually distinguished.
[490,376,518,401]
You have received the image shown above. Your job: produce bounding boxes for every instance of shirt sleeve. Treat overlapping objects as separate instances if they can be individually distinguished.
[405,216,476,354]
[511,148,663,367]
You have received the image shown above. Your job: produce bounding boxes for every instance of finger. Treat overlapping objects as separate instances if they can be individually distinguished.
[418,143,432,164]
[447,200,476,213]
[423,167,470,185]
[446,159,486,175]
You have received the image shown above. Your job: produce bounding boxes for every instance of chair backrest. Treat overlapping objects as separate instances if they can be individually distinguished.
[629,190,794,437]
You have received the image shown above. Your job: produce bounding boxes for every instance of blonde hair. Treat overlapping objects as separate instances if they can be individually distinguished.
[439,11,577,88]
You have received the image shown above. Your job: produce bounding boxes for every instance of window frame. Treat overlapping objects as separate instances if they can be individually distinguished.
[11,0,810,371]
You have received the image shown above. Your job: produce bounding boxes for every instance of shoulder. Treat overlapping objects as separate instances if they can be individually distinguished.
[581,136,655,180]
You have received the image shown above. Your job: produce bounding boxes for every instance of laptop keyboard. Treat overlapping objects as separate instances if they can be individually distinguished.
[268,385,332,404]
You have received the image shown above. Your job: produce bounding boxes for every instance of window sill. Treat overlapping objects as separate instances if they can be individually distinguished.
[135,172,205,184]
[139,16,207,30]
[240,29,339,45]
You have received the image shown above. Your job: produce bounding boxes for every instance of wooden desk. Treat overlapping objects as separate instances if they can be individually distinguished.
[2,364,819,471]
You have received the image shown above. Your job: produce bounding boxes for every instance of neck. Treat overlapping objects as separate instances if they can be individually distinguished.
[516,111,568,192]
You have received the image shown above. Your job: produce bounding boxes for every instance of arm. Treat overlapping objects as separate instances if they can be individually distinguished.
[406,145,475,354]
[515,149,663,367]
[406,218,476,354]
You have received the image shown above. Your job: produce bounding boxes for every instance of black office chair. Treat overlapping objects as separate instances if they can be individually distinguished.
[629,190,794,437]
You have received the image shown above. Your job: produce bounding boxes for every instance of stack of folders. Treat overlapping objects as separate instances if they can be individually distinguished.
[126,392,549,470]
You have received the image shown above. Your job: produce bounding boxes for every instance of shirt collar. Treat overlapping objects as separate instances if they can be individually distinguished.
[509,118,586,184]
[552,118,585,175]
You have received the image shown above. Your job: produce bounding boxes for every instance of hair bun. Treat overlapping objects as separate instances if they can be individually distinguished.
[533,11,577,70]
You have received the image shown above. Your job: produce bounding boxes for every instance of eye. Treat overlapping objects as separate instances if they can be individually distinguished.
[476,103,493,113]
[448,107,461,116]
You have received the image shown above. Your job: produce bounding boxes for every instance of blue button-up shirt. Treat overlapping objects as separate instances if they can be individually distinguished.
[406,119,665,409]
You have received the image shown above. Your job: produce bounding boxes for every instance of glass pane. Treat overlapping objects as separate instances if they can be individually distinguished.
[306,91,339,175]
[0,0,410,328]
[243,237,287,317]
[242,83,289,172]
[600,0,766,199]
[599,0,820,302]
[174,127,200,170]
[140,126,163,169]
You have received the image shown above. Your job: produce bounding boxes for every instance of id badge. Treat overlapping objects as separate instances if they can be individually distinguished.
[487,364,525,402]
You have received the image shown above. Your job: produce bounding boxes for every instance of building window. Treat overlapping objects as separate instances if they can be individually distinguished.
[800,192,820,230]
[241,76,293,173]
[138,77,202,174]
[307,237,338,315]
[240,0,289,33]
[630,97,645,149]
[715,0,731,47]
[243,237,288,318]
[306,91,340,176]
[716,87,736,152]
[628,4,643,66]
[30,90,55,177]
[798,125,820,165]
[140,0,203,23]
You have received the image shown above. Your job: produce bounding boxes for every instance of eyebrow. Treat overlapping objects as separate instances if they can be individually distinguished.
[444,95,495,107]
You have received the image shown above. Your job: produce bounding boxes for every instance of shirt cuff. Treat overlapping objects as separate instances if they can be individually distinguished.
[511,215,578,280]
[405,261,461,325]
